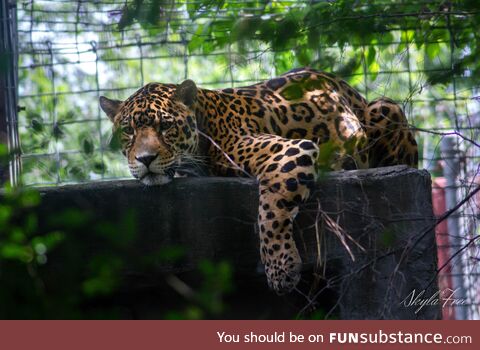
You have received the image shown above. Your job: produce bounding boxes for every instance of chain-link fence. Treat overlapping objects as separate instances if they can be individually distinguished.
[7,0,480,319]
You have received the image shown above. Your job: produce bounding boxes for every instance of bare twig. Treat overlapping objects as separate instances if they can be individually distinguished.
[197,129,253,178]
[413,127,480,149]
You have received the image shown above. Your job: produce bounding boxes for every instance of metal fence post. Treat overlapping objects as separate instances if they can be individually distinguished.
[0,0,20,185]
[440,135,468,320]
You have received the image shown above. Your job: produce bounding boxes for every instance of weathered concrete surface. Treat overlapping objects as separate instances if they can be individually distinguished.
[34,165,439,319]
[297,165,439,319]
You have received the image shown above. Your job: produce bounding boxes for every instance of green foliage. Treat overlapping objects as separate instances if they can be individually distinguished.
[105,0,480,175]
[164,260,234,319]
[17,0,479,181]
[316,140,341,172]
[83,255,124,297]
[197,260,234,315]
[0,183,59,264]
[156,245,186,262]
[119,0,480,90]
[118,0,175,31]
[0,166,234,318]
[281,84,304,101]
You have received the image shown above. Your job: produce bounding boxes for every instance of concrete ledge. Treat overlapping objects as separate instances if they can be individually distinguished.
[297,165,438,319]
[32,165,439,319]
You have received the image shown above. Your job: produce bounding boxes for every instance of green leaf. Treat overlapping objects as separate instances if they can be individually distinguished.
[59,111,76,121]
[68,166,86,180]
[401,30,415,44]
[23,213,38,235]
[142,245,185,266]
[316,140,340,171]
[52,123,65,140]
[1,243,34,263]
[426,70,454,86]
[10,227,26,243]
[48,208,90,229]
[426,43,440,60]
[369,61,380,81]
[83,255,123,297]
[31,119,44,133]
[280,84,304,100]
[92,161,106,174]
[366,46,376,67]
[31,231,65,251]
[232,17,262,42]
[19,190,41,208]
[0,204,12,227]
[157,245,185,262]
[82,138,94,155]
[0,143,8,157]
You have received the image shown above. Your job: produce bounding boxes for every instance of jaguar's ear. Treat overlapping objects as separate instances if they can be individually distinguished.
[174,79,197,108]
[99,96,122,122]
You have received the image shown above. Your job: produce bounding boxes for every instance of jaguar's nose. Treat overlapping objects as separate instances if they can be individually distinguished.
[135,154,158,167]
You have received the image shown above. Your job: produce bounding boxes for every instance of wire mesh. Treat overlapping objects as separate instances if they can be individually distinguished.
[12,0,480,319]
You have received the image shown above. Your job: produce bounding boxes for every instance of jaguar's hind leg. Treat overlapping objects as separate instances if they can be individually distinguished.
[363,98,418,168]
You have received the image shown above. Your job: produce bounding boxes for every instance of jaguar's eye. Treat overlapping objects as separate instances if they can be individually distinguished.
[160,120,174,131]
[122,125,134,134]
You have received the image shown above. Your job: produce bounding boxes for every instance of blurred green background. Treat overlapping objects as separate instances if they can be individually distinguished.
[16,0,480,185]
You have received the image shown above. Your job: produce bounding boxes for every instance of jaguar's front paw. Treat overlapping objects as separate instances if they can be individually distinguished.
[264,252,302,295]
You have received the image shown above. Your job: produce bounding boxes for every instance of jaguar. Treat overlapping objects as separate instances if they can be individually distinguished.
[99,67,418,294]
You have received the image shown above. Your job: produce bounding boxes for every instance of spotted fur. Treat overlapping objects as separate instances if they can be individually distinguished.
[100,67,418,294]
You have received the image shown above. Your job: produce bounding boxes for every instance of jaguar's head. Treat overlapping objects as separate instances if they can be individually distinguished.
[99,80,198,186]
